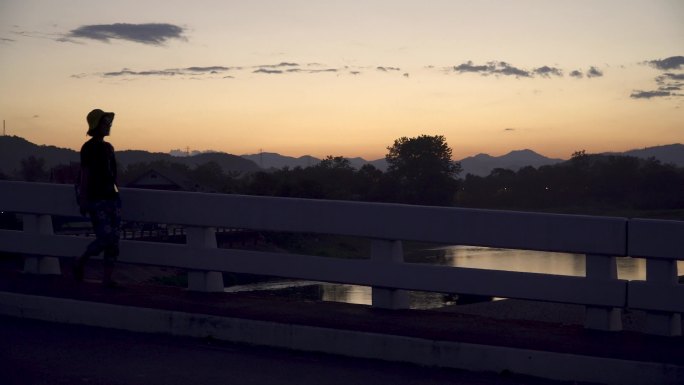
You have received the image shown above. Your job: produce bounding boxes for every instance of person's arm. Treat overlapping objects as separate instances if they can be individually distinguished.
[78,145,91,216]
[110,144,118,191]
[77,166,91,216]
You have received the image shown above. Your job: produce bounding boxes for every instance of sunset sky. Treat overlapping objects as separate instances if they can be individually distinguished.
[1,0,682,160]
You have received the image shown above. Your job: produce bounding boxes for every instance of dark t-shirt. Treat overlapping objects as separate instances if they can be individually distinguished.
[80,138,118,201]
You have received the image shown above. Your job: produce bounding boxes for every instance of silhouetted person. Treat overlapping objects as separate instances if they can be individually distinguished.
[74,109,121,286]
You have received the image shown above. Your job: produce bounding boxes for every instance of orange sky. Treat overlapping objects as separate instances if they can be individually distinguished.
[1,0,682,160]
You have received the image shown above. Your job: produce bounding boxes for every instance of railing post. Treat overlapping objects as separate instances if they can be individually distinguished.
[584,254,622,331]
[186,226,224,292]
[22,214,61,275]
[371,240,409,309]
[644,259,681,336]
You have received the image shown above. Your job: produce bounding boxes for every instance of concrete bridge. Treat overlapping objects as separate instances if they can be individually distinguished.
[1,180,683,384]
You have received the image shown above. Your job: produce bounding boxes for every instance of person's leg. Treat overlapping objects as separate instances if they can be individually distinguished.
[102,257,115,286]
[101,200,121,287]
[73,205,106,281]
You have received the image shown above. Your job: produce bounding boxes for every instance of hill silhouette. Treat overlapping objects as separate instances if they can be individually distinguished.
[0,136,78,175]
[616,144,684,166]
[2,135,683,178]
[459,149,564,176]
[240,152,319,169]
[240,152,389,171]
[242,145,684,175]
[0,136,259,176]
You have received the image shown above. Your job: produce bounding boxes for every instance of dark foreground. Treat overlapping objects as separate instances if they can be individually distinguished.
[0,257,682,385]
[0,315,571,385]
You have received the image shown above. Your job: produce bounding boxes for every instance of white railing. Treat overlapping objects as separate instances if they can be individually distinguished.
[0,181,682,336]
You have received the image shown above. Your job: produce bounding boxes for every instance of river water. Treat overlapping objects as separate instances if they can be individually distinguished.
[224,246,683,309]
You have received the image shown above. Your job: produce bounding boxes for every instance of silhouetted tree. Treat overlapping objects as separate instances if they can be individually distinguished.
[317,156,353,170]
[190,161,226,192]
[120,160,191,186]
[19,156,48,182]
[457,152,684,216]
[49,162,81,184]
[385,135,461,205]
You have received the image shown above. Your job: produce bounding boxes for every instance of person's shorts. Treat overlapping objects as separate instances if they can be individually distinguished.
[87,199,122,260]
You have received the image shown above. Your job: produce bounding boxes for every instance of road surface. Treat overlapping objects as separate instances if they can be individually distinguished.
[0,315,574,385]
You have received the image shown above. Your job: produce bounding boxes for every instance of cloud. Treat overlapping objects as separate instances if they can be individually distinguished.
[495,62,531,77]
[86,62,342,79]
[377,66,401,72]
[633,69,683,101]
[653,73,684,94]
[252,63,339,75]
[656,73,684,82]
[256,62,299,68]
[99,66,235,78]
[253,68,283,74]
[350,71,361,75]
[648,56,684,71]
[308,68,338,73]
[451,61,534,78]
[104,69,176,77]
[630,90,672,99]
[533,66,563,77]
[1,37,15,43]
[67,23,185,45]
[453,61,493,73]
[586,66,603,78]
[569,70,583,78]
[185,66,236,73]
[504,128,515,131]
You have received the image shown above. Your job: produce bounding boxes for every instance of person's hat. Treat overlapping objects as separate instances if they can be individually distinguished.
[86,109,115,136]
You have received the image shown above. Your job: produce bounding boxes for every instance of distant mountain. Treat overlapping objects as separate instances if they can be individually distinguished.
[240,152,388,171]
[117,150,259,173]
[244,144,684,176]
[182,152,259,173]
[0,136,79,175]
[240,152,319,169]
[616,144,684,167]
[369,158,389,171]
[0,136,259,176]
[4,135,682,179]
[459,149,564,177]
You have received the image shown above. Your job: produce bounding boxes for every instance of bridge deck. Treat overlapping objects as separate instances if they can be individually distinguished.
[1,259,682,368]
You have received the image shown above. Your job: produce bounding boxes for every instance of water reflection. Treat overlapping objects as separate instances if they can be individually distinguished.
[439,246,650,281]
[320,283,369,305]
[225,281,452,309]
[225,246,682,308]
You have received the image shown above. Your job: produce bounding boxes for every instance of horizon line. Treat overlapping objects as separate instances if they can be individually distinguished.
[3,134,682,162]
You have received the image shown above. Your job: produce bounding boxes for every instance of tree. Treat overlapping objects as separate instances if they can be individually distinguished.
[19,156,48,182]
[385,135,461,205]
[49,162,80,184]
[316,156,353,170]
[190,161,227,192]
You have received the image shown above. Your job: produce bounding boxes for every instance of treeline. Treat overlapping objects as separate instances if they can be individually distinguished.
[459,151,684,213]
[4,138,684,215]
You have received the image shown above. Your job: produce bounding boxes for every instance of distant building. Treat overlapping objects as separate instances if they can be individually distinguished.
[49,162,80,184]
[126,169,204,192]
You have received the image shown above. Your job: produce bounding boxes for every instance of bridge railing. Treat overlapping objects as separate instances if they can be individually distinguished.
[0,181,681,336]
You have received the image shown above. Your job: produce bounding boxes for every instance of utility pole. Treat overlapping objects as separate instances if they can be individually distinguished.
[185,146,190,156]
[259,148,263,168]
[2,120,5,136]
